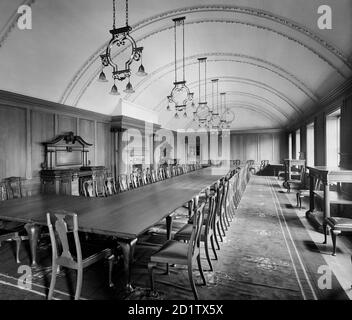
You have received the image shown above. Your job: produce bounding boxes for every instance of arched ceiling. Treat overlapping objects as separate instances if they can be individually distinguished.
[0,0,351,131]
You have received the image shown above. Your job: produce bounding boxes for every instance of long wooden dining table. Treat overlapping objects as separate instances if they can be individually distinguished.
[0,167,226,291]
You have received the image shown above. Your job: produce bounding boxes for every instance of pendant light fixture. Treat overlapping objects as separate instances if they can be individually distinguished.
[166,16,194,118]
[193,57,211,127]
[219,92,235,129]
[98,0,147,95]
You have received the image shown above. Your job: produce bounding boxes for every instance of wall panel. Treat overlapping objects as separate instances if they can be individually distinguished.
[58,115,77,134]
[0,106,27,179]
[259,134,273,161]
[79,118,95,166]
[244,135,258,161]
[31,111,55,177]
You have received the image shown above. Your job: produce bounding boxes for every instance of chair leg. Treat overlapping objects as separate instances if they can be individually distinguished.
[188,261,198,300]
[296,193,300,207]
[48,261,58,300]
[74,268,83,300]
[148,262,156,293]
[299,197,302,209]
[204,238,213,272]
[219,214,226,236]
[217,222,223,242]
[213,225,221,249]
[108,254,115,288]
[331,230,340,256]
[15,234,21,264]
[197,254,206,285]
[210,235,218,260]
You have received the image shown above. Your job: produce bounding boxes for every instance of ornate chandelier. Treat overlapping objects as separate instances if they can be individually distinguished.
[193,57,211,127]
[219,92,235,129]
[166,16,194,118]
[98,0,147,95]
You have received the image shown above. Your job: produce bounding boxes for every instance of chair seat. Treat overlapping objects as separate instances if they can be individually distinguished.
[326,217,352,230]
[150,240,188,265]
[174,224,193,240]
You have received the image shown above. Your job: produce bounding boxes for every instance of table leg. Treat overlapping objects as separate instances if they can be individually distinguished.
[117,238,137,292]
[324,182,330,220]
[24,223,42,267]
[305,173,315,217]
[166,215,173,240]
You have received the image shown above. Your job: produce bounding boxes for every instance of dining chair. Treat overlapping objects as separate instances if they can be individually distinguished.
[148,202,206,300]
[46,211,116,300]
[296,175,321,209]
[118,174,129,192]
[83,180,96,197]
[3,177,24,199]
[173,193,218,271]
[105,176,117,195]
[323,216,352,256]
[93,172,107,197]
[142,170,148,185]
[0,179,28,263]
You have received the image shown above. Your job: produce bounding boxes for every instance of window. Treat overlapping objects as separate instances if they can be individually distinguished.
[306,122,314,166]
[326,109,341,167]
[288,133,292,159]
[295,129,300,159]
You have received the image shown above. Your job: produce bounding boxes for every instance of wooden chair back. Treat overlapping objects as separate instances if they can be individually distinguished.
[93,172,107,197]
[118,175,129,192]
[188,202,205,260]
[141,170,148,185]
[47,211,82,268]
[83,180,96,197]
[4,177,23,199]
[0,182,7,201]
[105,177,117,195]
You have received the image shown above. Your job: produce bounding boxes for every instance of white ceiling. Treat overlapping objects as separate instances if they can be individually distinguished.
[0,0,351,130]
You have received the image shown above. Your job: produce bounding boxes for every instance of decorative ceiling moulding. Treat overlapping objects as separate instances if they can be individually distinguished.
[127,53,318,104]
[154,76,305,117]
[0,0,35,49]
[59,4,352,103]
[133,5,351,68]
[69,49,318,110]
[60,13,346,106]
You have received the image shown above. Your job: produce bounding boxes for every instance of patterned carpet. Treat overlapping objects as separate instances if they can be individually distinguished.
[0,175,349,300]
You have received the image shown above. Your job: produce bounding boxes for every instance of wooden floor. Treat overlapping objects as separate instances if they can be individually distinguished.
[0,175,351,300]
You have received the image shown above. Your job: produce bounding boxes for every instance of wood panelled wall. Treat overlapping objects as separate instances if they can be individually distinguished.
[230,131,287,163]
[0,91,112,196]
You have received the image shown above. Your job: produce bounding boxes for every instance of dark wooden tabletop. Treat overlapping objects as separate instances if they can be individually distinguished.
[0,168,224,240]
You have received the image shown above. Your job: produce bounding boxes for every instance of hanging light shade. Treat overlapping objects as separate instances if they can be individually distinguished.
[136,55,148,76]
[110,81,120,95]
[98,0,145,94]
[98,70,108,82]
[124,77,135,93]
[166,16,194,118]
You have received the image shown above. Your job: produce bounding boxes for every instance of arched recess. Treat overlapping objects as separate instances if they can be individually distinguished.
[59,4,352,106]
